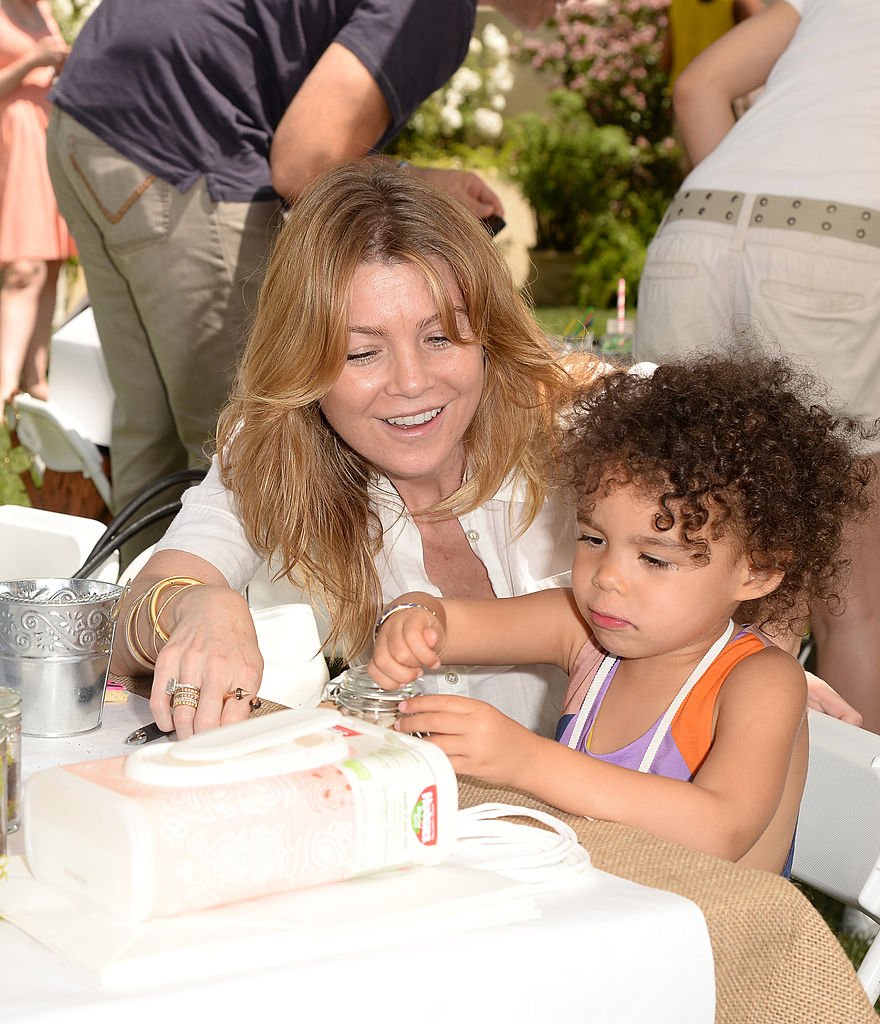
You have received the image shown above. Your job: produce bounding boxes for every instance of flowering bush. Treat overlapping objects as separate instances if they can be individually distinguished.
[390,22,515,160]
[50,0,99,42]
[517,0,674,145]
[515,1,683,304]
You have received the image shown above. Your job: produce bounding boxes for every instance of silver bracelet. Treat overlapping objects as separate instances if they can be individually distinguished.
[374,602,437,641]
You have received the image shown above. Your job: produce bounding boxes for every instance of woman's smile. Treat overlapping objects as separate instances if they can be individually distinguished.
[320,261,485,502]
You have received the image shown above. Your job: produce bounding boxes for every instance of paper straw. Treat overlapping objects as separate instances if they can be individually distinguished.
[617,278,626,331]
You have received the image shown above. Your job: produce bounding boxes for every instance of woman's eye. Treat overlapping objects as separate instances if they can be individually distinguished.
[640,553,672,570]
[346,349,378,363]
[426,334,452,349]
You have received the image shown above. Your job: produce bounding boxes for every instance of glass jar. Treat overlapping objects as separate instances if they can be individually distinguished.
[0,687,22,846]
[329,667,423,729]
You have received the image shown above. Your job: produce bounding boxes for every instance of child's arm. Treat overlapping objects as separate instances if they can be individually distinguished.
[395,645,807,864]
[368,588,590,689]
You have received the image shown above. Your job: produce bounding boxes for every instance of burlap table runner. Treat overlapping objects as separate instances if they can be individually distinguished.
[113,677,874,1022]
[459,776,875,1024]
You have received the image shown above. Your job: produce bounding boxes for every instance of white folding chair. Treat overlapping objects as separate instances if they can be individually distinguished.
[8,393,112,509]
[250,604,330,710]
[0,505,118,583]
[792,709,880,1002]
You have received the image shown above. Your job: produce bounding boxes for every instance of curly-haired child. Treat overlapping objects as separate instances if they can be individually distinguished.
[369,351,876,874]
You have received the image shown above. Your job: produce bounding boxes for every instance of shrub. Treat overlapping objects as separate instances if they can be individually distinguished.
[517,0,674,144]
[508,91,633,253]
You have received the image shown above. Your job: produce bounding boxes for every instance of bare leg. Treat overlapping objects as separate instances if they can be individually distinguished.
[20,259,62,400]
[812,453,880,732]
[0,260,48,403]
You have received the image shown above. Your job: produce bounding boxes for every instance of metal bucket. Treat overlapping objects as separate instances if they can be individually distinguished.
[0,578,123,737]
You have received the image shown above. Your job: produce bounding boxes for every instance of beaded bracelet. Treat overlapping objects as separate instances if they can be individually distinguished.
[374,602,438,641]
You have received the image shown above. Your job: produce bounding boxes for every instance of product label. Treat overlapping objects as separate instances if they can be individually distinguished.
[411,785,438,846]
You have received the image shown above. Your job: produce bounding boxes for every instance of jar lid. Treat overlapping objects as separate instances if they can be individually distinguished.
[335,667,422,714]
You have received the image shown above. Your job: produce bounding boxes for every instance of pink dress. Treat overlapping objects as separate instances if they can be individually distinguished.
[0,1,75,263]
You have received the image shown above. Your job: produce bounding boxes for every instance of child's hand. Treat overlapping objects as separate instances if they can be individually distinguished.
[394,694,536,787]
[369,605,446,689]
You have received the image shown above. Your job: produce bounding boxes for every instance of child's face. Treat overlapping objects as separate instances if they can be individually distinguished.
[571,483,760,661]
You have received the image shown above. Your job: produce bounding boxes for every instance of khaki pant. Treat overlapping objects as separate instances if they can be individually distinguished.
[635,194,880,437]
[46,107,281,525]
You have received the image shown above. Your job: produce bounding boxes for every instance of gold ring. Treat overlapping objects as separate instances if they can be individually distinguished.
[171,685,200,710]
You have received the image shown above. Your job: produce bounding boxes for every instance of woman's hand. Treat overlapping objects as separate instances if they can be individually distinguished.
[29,36,70,72]
[805,671,863,727]
[112,550,264,738]
[394,694,536,787]
[150,584,263,739]
[369,601,446,689]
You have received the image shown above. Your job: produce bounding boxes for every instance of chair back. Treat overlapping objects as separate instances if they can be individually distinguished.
[10,394,112,508]
[792,709,880,1001]
[0,506,118,583]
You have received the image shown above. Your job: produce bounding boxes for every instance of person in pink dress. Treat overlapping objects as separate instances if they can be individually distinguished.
[0,0,73,405]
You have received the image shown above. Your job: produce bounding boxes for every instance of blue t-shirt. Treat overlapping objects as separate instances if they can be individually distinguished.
[51,0,476,201]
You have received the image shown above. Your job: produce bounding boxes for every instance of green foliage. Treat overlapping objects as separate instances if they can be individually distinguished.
[388,21,515,162]
[575,212,646,309]
[49,0,99,42]
[507,91,633,253]
[0,424,33,507]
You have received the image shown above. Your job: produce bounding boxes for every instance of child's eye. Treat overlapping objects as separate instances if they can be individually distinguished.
[640,552,673,570]
[577,532,604,548]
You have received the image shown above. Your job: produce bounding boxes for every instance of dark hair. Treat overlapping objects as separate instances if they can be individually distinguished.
[560,350,877,632]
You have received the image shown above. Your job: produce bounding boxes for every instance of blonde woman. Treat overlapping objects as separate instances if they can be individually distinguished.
[113,161,858,738]
[112,160,583,738]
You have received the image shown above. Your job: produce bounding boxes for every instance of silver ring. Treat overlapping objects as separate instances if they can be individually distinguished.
[164,676,179,696]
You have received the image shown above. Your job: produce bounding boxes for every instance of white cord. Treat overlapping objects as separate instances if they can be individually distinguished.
[452,803,592,884]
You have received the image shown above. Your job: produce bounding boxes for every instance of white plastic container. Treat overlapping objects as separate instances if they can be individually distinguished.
[23,708,457,921]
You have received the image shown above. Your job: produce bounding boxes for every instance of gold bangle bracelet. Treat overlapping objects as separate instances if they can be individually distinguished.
[147,576,205,644]
[152,583,201,647]
[124,588,157,669]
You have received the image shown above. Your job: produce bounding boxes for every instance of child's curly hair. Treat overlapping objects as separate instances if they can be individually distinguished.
[560,349,877,633]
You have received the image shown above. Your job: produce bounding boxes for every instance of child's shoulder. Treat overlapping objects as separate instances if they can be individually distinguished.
[720,628,808,709]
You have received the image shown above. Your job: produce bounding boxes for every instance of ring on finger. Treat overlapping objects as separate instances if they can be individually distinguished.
[224,687,252,702]
[171,685,200,710]
[171,694,199,710]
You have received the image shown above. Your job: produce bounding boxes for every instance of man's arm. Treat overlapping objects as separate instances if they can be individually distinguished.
[269,43,503,217]
[269,43,389,201]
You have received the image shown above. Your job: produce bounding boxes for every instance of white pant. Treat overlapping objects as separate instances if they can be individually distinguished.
[635,194,880,433]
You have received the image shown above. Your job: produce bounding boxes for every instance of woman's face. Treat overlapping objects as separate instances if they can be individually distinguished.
[320,261,485,500]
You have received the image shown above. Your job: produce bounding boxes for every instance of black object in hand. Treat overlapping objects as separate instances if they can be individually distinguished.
[481,214,506,237]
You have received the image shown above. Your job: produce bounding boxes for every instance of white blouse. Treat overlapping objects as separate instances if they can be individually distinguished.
[156,457,576,737]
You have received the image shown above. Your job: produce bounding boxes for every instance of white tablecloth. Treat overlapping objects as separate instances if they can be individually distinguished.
[1,699,715,1024]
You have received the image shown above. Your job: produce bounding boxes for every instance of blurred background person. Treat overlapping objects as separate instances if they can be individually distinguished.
[47,0,559,542]
[635,0,880,731]
[0,0,73,405]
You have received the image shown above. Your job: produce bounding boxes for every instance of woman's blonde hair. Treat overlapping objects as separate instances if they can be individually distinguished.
[217,159,576,658]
